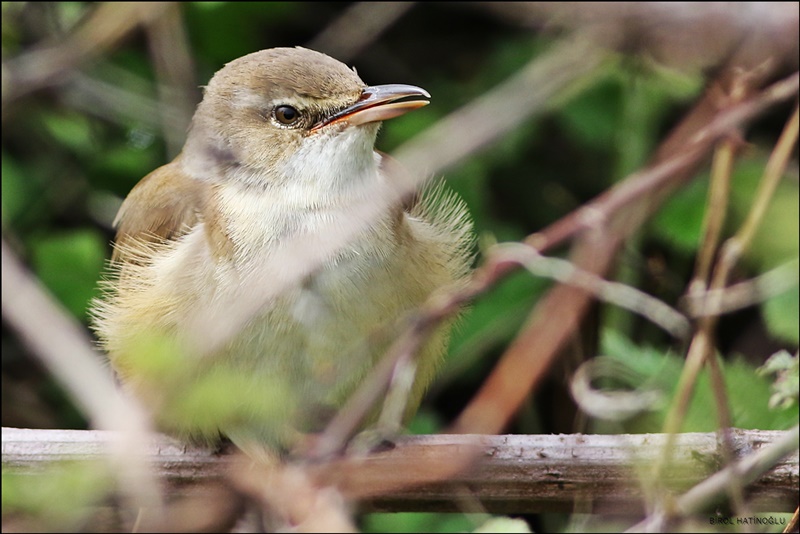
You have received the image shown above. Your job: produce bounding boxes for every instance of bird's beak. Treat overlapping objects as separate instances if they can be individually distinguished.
[311,84,430,131]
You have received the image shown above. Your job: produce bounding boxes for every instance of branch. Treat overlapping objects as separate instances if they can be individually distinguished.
[3,427,797,514]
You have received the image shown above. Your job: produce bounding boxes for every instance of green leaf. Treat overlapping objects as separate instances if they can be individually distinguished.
[408,408,443,435]
[763,285,800,344]
[41,112,96,155]
[30,230,108,320]
[443,271,547,385]
[557,74,622,150]
[1,152,31,226]
[2,460,111,531]
[650,175,709,254]
[725,156,799,270]
[186,2,301,64]
[362,512,476,533]
[91,142,159,189]
[595,331,799,433]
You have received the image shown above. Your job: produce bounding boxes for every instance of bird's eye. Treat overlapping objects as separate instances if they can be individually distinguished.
[274,105,300,125]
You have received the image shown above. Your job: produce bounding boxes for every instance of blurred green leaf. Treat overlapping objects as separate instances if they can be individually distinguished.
[762,285,800,345]
[443,271,547,385]
[30,230,108,320]
[379,106,440,151]
[595,331,799,434]
[557,73,622,150]
[711,355,798,430]
[730,158,800,270]
[185,2,302,65]
[1,152,32,226]
[41,112,97,155]
[168,366,295,438]
[650,153,799,265]
[612,62,701,179]
[650,175,709,254]
[91,142,159,190]
[2,460,111,531]
[408,408,443,435]
[362,512,478,534]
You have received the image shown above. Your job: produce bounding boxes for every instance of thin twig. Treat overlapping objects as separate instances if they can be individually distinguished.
[0,241,165,524]
[144,2,198,158]
[682,259,800,317]
[492,243,690,339]
[1,2,169,111]
[306,2,415,63]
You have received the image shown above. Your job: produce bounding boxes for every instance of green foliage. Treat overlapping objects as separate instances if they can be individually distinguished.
[764,287,800,344]
[757,350,799,410]
[556,72,624,150]
[116,332,297,444]
[651,154,799,345]
[651,176,710,254]
[185,2,303,66]
[2,461,111,531]
[729,158,800,270]
[91,142,160,189]
[29,230,107,320]
[407,408,443,435]
[1,152,32,226]
[443,271,548,384]
[41,112,96,156]
[592,331,799,434]
[364,513,532,533]
[362,512,478,533]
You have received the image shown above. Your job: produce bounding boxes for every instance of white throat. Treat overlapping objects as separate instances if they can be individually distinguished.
[208,124,398,266]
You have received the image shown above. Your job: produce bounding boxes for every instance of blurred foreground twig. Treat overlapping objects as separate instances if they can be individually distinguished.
[1,241,164,521]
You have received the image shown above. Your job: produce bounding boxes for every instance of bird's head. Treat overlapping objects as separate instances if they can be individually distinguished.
[182,47,429,194]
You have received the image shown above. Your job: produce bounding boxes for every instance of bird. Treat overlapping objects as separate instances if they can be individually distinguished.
[90,47,473,455]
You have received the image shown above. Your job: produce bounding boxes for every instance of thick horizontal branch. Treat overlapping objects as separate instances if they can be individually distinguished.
[2,427,797,514]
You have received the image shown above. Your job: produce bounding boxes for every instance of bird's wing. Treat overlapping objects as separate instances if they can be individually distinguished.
[111,158,208,265]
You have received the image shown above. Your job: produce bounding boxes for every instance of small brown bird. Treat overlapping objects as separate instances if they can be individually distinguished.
[91,47,472,453]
